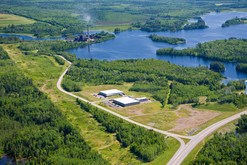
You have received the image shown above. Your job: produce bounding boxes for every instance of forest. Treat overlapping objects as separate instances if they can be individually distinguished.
[0,46,109,164]
[222,17,247,27]
[193,115,247,164]
[148,34,186,45]
[157,39,247,63]
[236,63,247,73]
[0,36,20,44]
[183,17,208,30]
[77,100,167,162]
[209,61,225,72]
[0,0,247,37]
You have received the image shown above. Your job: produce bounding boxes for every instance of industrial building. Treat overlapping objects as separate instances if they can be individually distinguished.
[113,97,140,107]
[136,97,149,102]
[98,89,124,97]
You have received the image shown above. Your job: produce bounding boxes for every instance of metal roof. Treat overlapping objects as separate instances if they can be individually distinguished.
[99,89,123,95]
[113,97,139,104]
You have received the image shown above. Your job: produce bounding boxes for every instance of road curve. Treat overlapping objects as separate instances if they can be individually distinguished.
[168,109,247,165]
[57,55,247,165]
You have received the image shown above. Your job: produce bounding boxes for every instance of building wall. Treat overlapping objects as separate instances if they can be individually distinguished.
[113,100,140,107]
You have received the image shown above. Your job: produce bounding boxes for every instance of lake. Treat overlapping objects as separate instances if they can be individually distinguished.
[66,11,247,83]
[1,11,247,83]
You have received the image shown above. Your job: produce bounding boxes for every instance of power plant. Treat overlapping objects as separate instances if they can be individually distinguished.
[87,24,90,40]
[66,24,97,42]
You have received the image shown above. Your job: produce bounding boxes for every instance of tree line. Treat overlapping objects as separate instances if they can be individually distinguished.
[222,17,247,27]
[157,39,247,63]
[77,99,167,162]
[148,34,186,45]
[236,63,247,73]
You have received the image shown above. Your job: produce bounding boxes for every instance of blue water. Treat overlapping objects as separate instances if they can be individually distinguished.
[0,33,65,40]
[1,11,247,83]
[0,156,14,165]
[66,11,247,83]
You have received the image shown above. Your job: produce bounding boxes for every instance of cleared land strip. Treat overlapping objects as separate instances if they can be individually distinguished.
[57,55,247,165]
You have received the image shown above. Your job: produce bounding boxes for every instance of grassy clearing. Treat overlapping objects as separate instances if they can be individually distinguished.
[194,103,237,112]
[177,108,191,118]
[92,24,139,32]
[74,83,167,117]
[131,112,179,131]
[74,83,152,102]
[0,14,35,27]
[181,138,191,144]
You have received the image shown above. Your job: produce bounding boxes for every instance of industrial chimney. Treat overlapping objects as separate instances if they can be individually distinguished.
[87,25,90,40]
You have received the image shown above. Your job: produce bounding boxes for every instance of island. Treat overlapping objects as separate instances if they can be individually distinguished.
[148,34,186,45]
[210,61,225,72]
[183,17,208,30]
[222,17,247,27]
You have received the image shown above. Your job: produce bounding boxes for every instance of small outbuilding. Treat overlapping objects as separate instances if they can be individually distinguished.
[113,97,140,107]
[99,89,124,97]
[136,97,149,102]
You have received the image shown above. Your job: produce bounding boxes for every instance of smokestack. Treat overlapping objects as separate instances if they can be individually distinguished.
[87,25,90,39]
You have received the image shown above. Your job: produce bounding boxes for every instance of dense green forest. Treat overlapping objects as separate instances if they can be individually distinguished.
[1,0,247,36]
[0,36,20,44]
[183,17,208,30]
[77,100,167,162]
[222,17,247,27]
[236,63,247,73]
[193,115,247,164]
[210,61,225,72]
[135,19,185,32]
[148,34,186,45]
[0,46,109,164]
[134,17,207,32]
[157,39,247,63]
[54,55,65,65]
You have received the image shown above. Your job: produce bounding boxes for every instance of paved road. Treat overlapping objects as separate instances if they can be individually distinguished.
[57,55,247,165]
[168,109,247,165]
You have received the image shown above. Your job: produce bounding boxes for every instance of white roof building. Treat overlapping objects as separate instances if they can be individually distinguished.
[113,97,140,107]
[98,89,124,97]
[136,97,149,102]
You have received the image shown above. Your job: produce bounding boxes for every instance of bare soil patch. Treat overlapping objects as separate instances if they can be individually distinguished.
[169,105,221,132]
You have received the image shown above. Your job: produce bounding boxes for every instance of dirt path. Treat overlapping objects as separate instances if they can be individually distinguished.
[40,79,53,92]
[98,135,114,152]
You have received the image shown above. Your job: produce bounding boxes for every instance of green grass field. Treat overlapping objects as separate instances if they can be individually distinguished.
[0,14,35,27]
[131,112,179,131]
[194,103,237,112]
